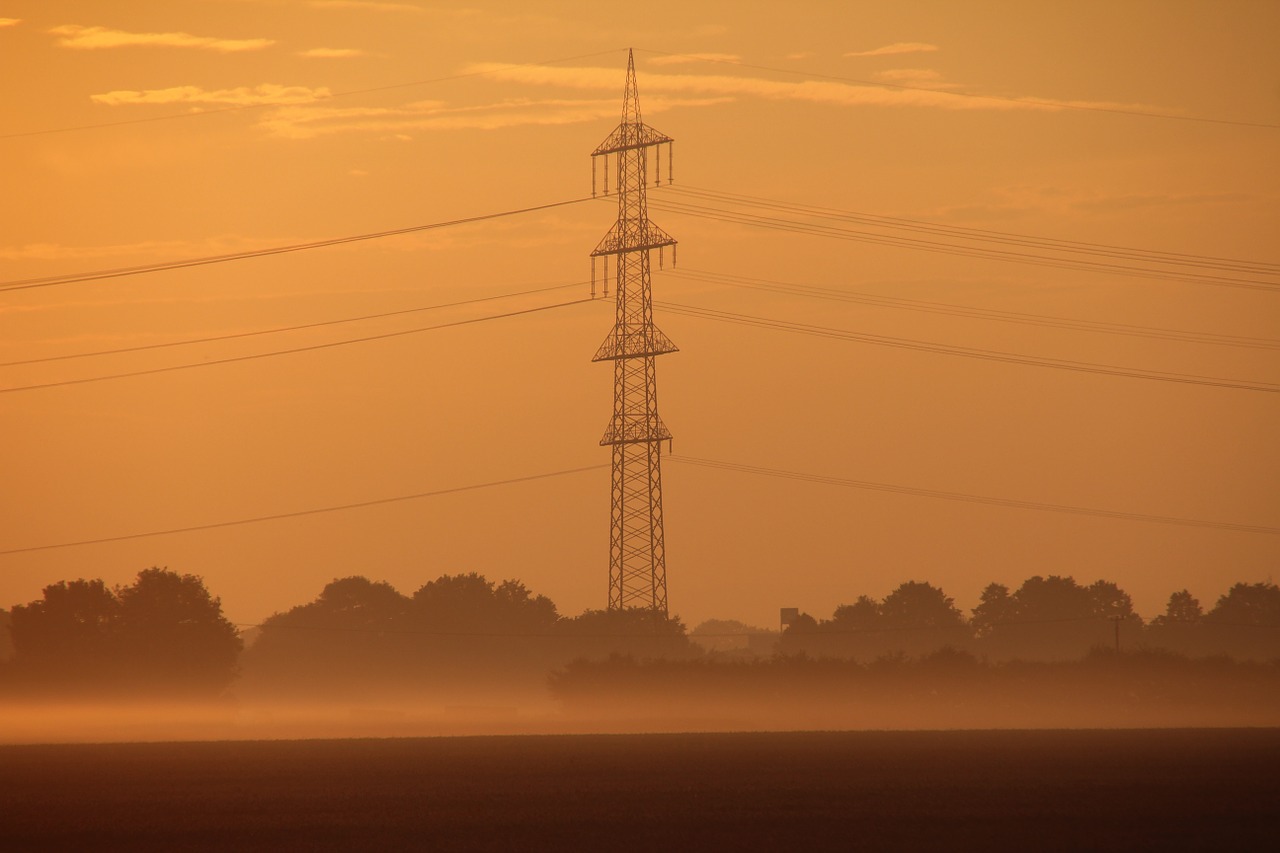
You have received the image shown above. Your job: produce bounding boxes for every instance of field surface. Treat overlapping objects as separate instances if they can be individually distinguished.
[3,728,1279,851]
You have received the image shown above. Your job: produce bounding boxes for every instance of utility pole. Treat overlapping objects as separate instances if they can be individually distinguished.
[589,50,678,614]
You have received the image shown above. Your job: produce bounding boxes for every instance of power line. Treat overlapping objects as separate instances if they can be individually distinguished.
[649,196,1280,292]
[0,464,607,557]
[632,48,1280,131]
[654,299,1280,393]
[669,268,1280,351]
[0,280,586,367]
[0,297,597,394]
[0,48,627,140]
[0,197,592,293]
[668,455,1280,536]
[666,185,1280,277]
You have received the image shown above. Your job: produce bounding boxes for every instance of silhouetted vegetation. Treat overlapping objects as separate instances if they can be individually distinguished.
[238,573,692,699]
[2,568,240,698]
[3,568,1278,709]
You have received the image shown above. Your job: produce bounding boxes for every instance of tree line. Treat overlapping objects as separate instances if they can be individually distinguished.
[2,567,1278,699]
[780,576,1280,662]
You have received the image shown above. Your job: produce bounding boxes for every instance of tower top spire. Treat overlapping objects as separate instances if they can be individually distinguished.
[592,49,671,157]
[622,48,641,125]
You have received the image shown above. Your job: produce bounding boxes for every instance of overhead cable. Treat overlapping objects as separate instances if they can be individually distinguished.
[649,197,1280,292]
[1,280,586,367]
[668,455,1280,535]
[669,268,1280,351]
[655,299,1280,393]
[0,465,607,556]
[0,197,592,293]
[0,297,596,394]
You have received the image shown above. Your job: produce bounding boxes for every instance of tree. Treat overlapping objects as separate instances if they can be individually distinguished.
[1011,575,1094,622]
[1151,590,1202,627]
[1086,580,1139,622]
[971,583,1015,637]
[244,576,412,696]
[879,581,966,630]
[114,568,242,694]
[1206,582,1280,626]
[9,579,121,686]
[0,608,13,661]
[829,596,880,630]
[412,573,558,633]
[7,569,240,696]
[558,607,696,661]
[979,575,1141,661]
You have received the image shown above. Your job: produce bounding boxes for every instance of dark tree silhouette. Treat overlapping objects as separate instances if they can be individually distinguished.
[977,575,1141,660]
[781,582,970,660]
[412,573,558,634]
[972,583,1016,637]
[1151,590,1203,627]
[558,607,696,661]
[243,576,413,697]
[1206,582,1280,626]
[7,570,240,696]
[0,608,13,661]
[830,596,880,631]
[114,568,241,694]
[879,581,966,630]
[9,579,119,686]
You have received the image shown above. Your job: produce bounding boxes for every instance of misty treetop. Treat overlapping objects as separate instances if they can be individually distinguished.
[4,568,240,697]
[239,572,693,699]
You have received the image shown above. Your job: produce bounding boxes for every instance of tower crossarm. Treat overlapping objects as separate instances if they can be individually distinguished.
[590,219,677,257]
[591,123,673,157]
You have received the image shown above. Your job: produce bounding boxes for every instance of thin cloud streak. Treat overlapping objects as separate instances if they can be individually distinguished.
[467,62,1146,115]
[90,84,331,107]
[49,24,274,52]
[257,95,729,139]
[308,0,425,11]
[0,17,22,28]
[845,42,939,57]
[648,52,742,66]
[298,47,366,58]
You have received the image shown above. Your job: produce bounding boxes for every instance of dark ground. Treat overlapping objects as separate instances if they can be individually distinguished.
[2,728,1278,851]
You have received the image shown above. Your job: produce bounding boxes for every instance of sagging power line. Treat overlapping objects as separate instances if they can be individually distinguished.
[654,299,1280,393]
[1,280,586,368]
[669,268,1280,351]
[0,297,594,394]
[667,455,1280,536]
[650,194,1280,292]
[0,197,592,293]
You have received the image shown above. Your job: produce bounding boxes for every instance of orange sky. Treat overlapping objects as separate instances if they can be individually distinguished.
[2,1,1277,631]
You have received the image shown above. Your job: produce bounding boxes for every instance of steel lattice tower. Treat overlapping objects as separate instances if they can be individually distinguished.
[589,50,678,614]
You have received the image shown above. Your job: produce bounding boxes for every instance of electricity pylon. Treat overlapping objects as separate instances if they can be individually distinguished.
[589,50,677,614]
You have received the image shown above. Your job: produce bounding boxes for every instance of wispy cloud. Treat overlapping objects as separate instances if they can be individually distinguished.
[50,24,274,52]
[90,84,330,107]
[308,0,424,11]
[257,95,729,139]
[873,68,956,89]
[297,47,366,58]
[845,42,939,58]
[648,52,741,66]
[0,17,22,28]
[467,62,1150,116]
